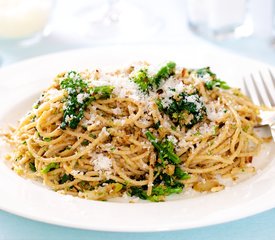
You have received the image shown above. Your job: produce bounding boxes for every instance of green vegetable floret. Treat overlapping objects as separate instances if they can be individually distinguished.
[131,61,176,93]
[157,92,206,128]
[60,71,114,129]
[153,61,176,87]
[127,131,190,202]
[131,69,150,92]
[145,131,180,164]
[91,85,114,100]
[129,167,189,202]
[196,67,230,90]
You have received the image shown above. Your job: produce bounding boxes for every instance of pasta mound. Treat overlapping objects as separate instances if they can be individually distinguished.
[2,62,262,202]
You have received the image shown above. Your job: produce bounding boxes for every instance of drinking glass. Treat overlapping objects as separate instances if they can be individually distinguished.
[0,0,55,44]
[0,0,55,67]
[186,0,253,40]
[62,0,162,41]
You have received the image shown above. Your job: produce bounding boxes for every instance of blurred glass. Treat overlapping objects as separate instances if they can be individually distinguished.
[0,0,55,46]
[272,0,275,46]
[60,0,163,42]
[186,0,253,40]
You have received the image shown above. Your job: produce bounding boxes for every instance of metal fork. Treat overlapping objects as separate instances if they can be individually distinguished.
[243,70,275,141]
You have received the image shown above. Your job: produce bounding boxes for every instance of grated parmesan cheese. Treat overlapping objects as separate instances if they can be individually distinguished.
[205,102,225,121]
[90,153,113,173]
[90,71,145,101]
[99,127,109,137]
[167,135,178,145]
[70,170,84,175]
[112,107,122,115]
[76,93,89,104]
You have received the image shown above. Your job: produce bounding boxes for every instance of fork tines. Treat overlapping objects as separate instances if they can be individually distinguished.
[243,70,275,108]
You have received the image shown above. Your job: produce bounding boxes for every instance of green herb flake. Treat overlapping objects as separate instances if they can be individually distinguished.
[242,126,249,132]
[29,162,36,172]
[89,133,96,139]
[212,125,219,135]
[194,131,201,136]
[41,162,59,174]
[81,139,89,146]
[171,126,177,131]
[43,137,52,142]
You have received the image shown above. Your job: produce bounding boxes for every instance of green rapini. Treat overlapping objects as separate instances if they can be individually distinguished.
[59,173,75,184]
[157,92,206,128]
[130,131,190,202]
[131,61,176,93]
[196,67,230,90]
[60,71,114,129]
[145,131,180,164]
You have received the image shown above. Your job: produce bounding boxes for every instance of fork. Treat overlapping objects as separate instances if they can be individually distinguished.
[243,70,275,141]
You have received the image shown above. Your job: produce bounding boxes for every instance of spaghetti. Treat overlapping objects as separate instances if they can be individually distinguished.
[2,61,263,201]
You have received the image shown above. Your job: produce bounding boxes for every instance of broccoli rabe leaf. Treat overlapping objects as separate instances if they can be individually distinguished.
[153,61,176,88]
[196,67,216,78]
[128,158,189,201]
[133,131,190,201]
[205,79,230,90]
[60,71,91,129]
[60,71,88,90]
[145,131,180,164]
[59,173,75,184]
[129,184,183,202]
[60,71,113,129]
[132,69,151,92]
[91,85,114,100]
[196,67,230,90]
[174,166,190,180]
[129,186,148,200]
[158,92,206,128]
[131,61,176,93]
[152,184,182,196]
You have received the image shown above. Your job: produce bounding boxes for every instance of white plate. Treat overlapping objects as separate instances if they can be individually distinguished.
[0,45,275,232]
